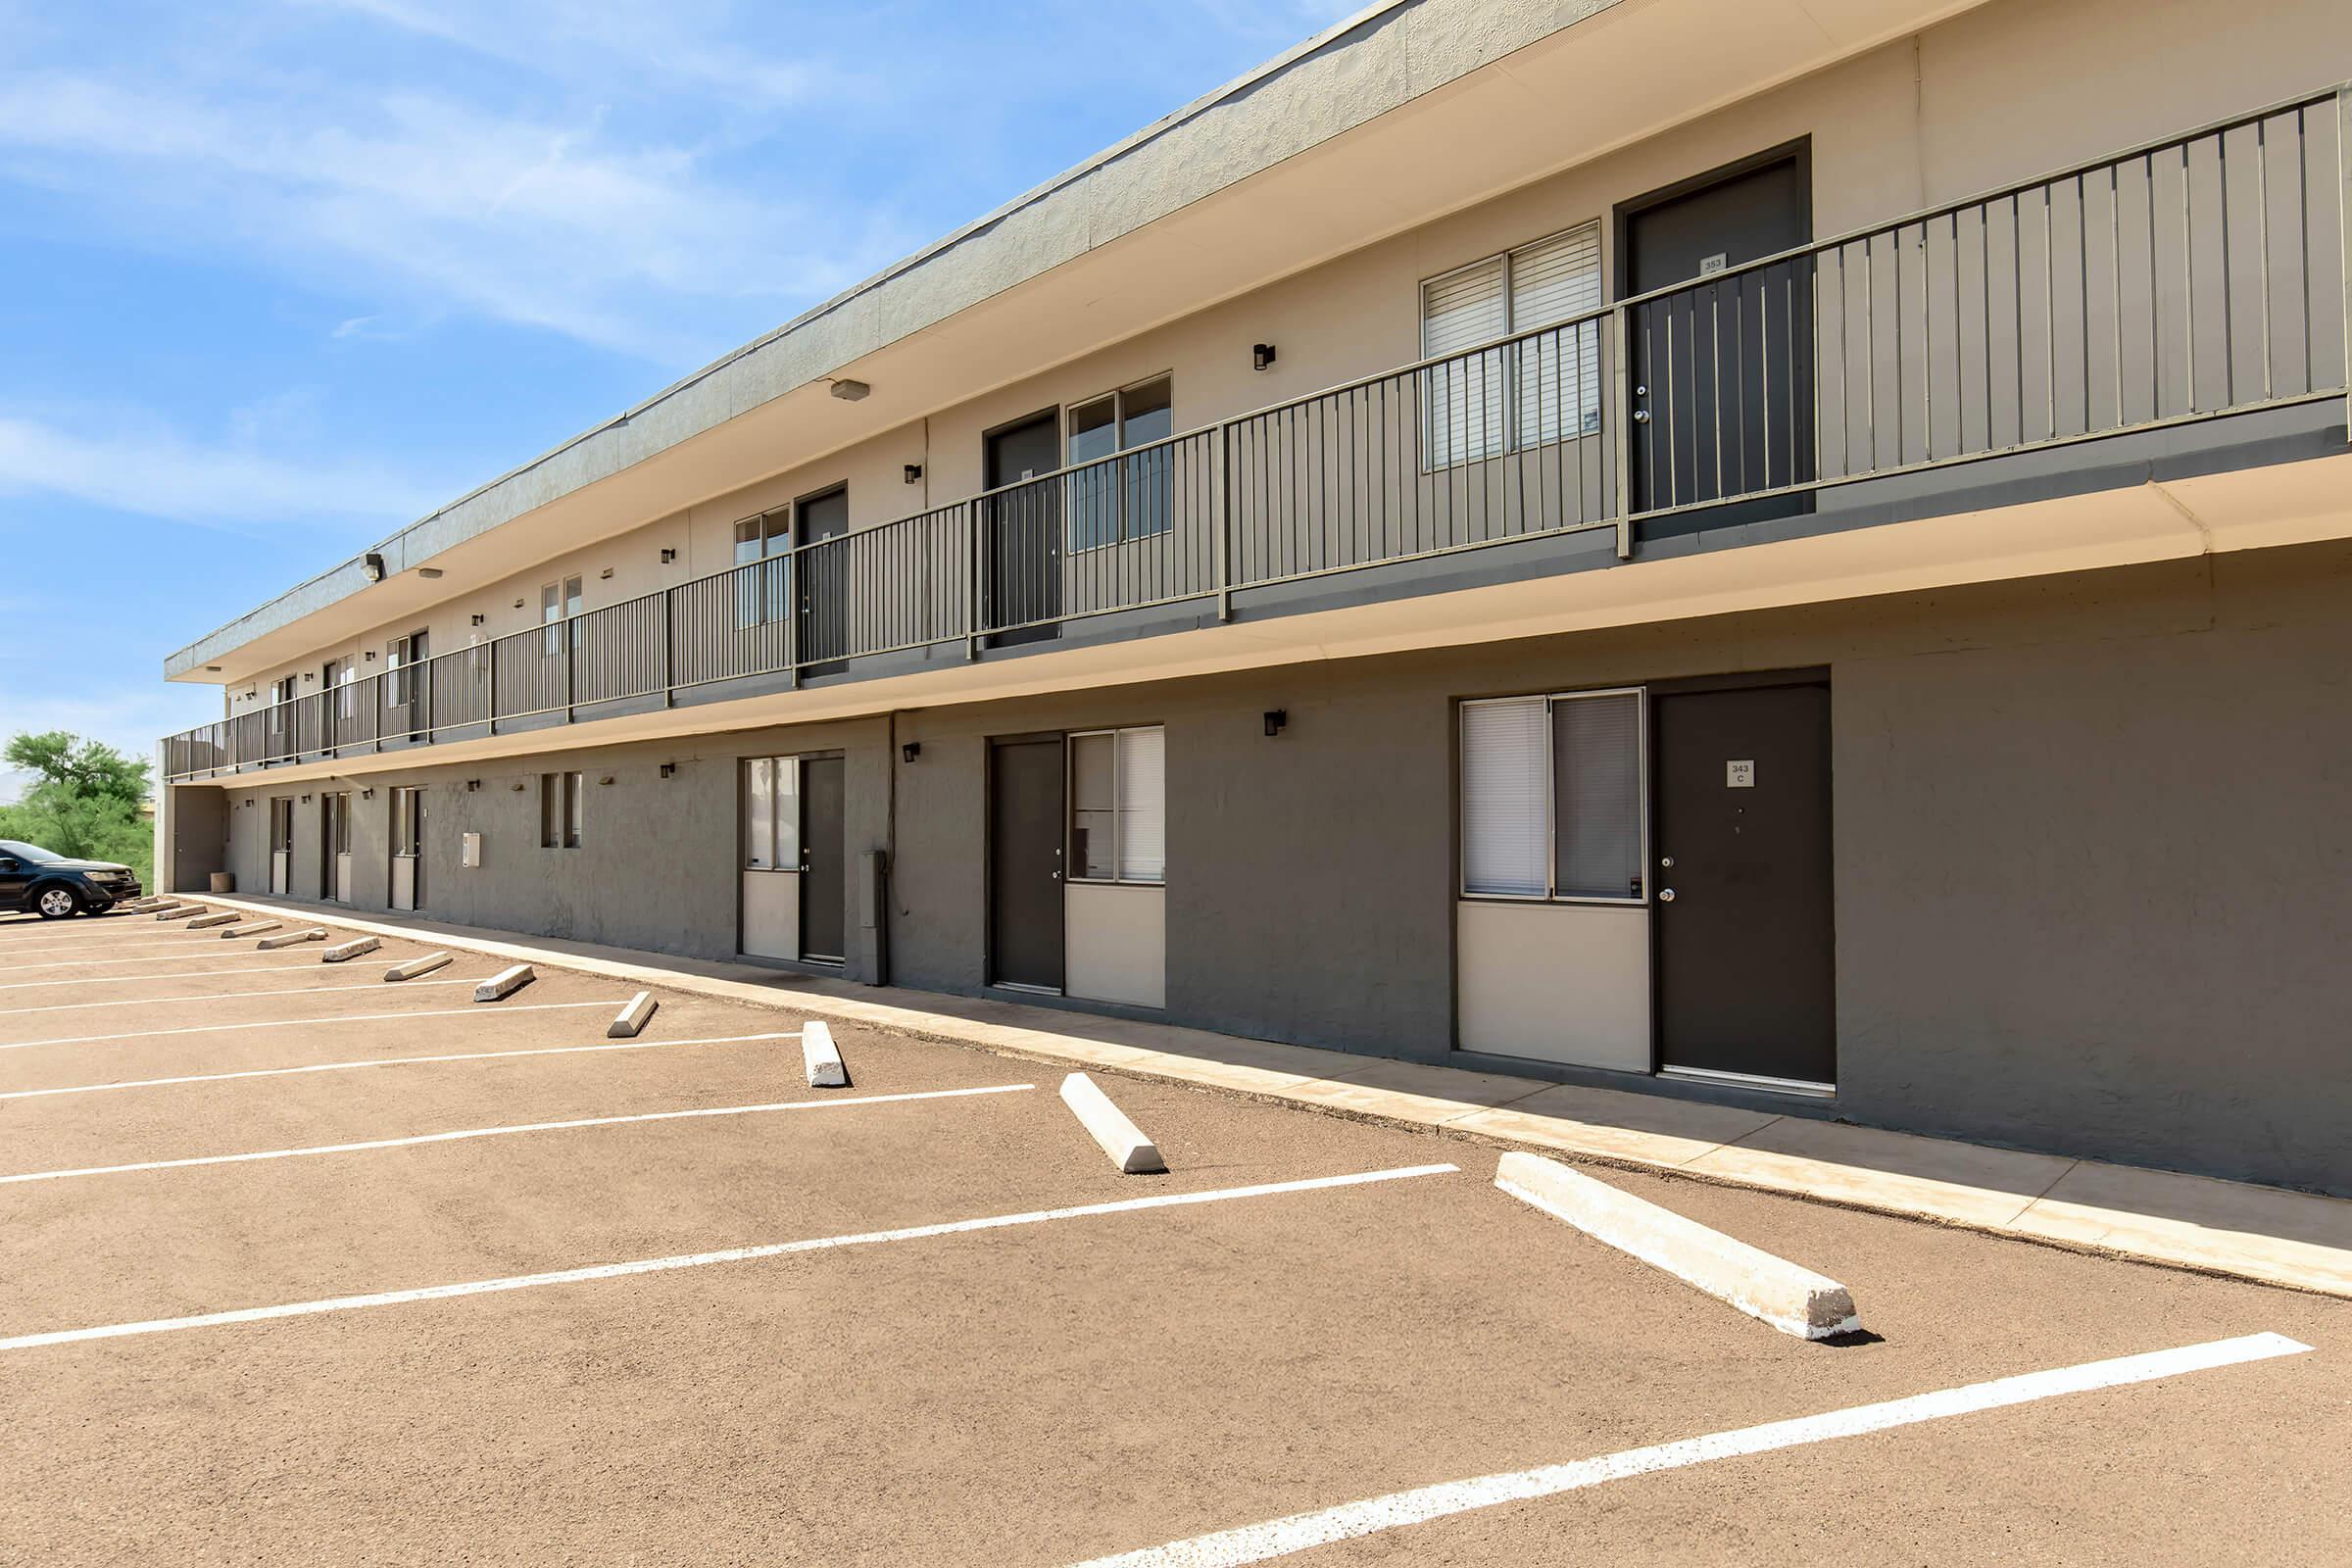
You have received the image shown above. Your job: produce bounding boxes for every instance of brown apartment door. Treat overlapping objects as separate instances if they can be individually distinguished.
[989,735,1064,991]
[1651,680,1835,1089]
[1623,147,1813,536]
[795,485,852,677]
[799,755,847,963]
[983,412,1062,648]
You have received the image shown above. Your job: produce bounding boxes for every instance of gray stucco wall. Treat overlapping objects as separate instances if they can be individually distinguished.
[213,540,2352,1193]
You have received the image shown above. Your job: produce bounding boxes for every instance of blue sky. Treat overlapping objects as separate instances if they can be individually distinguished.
[0,0,1357,795]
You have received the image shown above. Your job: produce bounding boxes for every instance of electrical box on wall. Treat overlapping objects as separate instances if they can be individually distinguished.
[461,832,482,868]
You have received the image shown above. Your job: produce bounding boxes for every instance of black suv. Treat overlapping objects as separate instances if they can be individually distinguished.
[0,840,142,918]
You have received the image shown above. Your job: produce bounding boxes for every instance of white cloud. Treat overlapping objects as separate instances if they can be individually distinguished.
[0,70,907,362]
[0,410,439,528]
[294,0,833,108]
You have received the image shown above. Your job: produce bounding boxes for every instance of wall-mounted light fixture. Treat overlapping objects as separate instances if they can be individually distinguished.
[304,672,316,681]
[661,548,677,564]
[659,762,676,778]
[244,688,258,701]
[1263,709,1288,737]
[903,464,923,484]
[598,776,614,786]
[466,779,481,792]
[511,781,526,792]
[365,651,376,661]
[470,613,485,627]
[599,566,613,580]
[901,741,922,764]
[828,377,871,402]
[361,788,374,800]
[300,794,312,804]
[417,567,443,579]
[513,598,525,610]
[362,552,387,582]
[1252,343,1278,372]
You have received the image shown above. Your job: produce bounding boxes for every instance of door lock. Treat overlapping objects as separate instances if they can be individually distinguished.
[1659,856,1674,868]
[1658,888,1677,903]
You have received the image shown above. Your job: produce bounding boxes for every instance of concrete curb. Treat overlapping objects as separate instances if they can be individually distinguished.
[220,920,280,939]
[158,894,2352,1301]
[321,936,380,963]
[384,953,453,982]
[1060,1072,1166,1174]
[802,1020,848,1087]
[186,911,239,930]
[153,906,201,920]
[608,992,658,1039]
[257,928,326,951]
[474,964,535,1003]
[1497,1151,1860,1341]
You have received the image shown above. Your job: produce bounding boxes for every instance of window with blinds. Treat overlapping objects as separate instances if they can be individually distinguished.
[1069,725,1166,885]
[1420,221,1604,468]
[1461,689,1643,903]
[741,757,800,871]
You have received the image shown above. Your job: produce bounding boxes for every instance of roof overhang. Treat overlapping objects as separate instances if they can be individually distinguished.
[169,0,1992,683]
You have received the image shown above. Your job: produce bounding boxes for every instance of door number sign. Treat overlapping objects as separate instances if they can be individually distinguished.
[1726,759,1755,789]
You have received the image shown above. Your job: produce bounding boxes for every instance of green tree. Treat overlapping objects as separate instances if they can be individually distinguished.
[0,731,154,888]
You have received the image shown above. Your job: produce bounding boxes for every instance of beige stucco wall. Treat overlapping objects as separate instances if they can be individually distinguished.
[223,0,2349,716]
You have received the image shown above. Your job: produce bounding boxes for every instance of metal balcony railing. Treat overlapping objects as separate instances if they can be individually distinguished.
[162,86,2352,782]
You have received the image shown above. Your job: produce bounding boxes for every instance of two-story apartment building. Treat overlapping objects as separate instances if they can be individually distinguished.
[155,0,2352,1196]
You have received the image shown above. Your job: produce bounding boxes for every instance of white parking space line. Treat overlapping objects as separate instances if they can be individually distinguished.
[1070,1332,2316,1568]
[0,1000,621,1052]
[0,1163,1456,1351]
[0,940,264,960]
[0,1082,1038,1185]
[0,965,324,993]
[0,978,485,1016]
[0,1032,804,1102]
[0,951,339,974]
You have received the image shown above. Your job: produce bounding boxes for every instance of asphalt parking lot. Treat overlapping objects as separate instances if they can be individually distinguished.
[3,906,2348,1565]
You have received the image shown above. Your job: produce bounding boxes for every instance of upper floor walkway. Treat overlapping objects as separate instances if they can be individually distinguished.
[164,84,2352,782]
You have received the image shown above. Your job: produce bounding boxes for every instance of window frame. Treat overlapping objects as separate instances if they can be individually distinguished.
[385,630,427,710]
[1418,220,1606,470]
[1063,373,1175,553]
[540,575,583,656]
[732,506,793,629]
[1065,723,1166,888]
[540,771,583,850]
[740,755,808,872]
[1457,686,1648,907]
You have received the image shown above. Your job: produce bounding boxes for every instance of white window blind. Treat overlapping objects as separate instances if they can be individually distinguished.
[1461,698,1548,897]
[1509,224,1604,445]
[1422,222,1603,467]
[1116,726,1166,883]
[1421,257,1507,466]
[1551,692,1642,899]
[743,759,775,869]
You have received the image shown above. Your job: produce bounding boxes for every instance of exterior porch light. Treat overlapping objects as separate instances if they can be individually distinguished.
[1264,709,1288,737]
[1252,343,1277,371]
[828,378,871,402]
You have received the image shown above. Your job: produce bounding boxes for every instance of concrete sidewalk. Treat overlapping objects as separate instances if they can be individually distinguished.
[169,894,2352,1299]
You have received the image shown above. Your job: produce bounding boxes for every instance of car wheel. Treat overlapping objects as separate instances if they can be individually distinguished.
[33,885,81,920]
